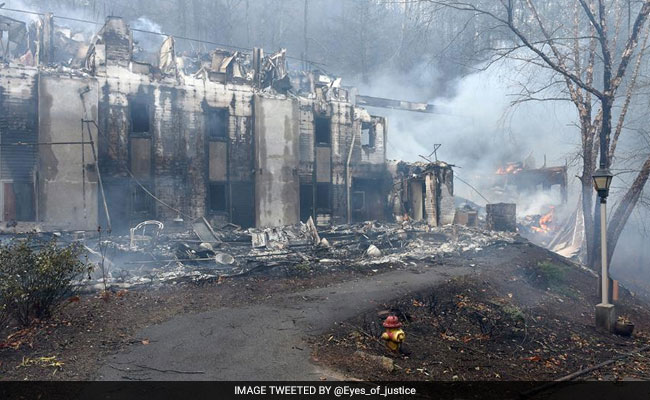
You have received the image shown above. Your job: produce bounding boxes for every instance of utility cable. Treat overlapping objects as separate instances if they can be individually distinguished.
[453,173,492,204]
[82,119,193,221]
[124,168,192,221]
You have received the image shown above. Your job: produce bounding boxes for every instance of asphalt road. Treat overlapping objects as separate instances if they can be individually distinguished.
[97,264,473,381]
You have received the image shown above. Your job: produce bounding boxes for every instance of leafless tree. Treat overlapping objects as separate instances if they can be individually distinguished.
[428,0,650,270]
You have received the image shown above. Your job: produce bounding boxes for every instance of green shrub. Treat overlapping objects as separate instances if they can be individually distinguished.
[0,237,92,326]
[530,261,567,288]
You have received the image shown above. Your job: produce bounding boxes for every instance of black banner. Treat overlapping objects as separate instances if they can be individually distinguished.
[3,381,650,400]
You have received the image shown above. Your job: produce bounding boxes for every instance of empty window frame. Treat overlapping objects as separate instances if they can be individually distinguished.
[351,191,365,212]
[361,121,375,148]
[300,183,314,222]
[206,108,228,140]
[1,182,35,221]
[208,182,228,213]
[130,101,150,134]
[315,182,331,210]
[314,115,331,145]
[132,184,154,214]
[230,182,254,228]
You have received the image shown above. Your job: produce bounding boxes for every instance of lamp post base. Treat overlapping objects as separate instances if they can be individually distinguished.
[596,303,616,332]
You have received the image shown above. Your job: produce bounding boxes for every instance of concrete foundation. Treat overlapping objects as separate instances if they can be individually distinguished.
[595,303,616,332]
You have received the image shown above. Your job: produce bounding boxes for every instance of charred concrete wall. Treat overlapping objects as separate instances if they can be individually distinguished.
[297,97,389,226]
[254,94,300,227]
[38,73,99,230]
[95,66,255,232]
[0,66,102,231]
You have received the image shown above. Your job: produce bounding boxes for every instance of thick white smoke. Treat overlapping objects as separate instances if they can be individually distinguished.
[358,58,581,209]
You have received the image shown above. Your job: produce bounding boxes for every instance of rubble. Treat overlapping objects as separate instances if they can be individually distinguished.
[365,245,382,258]
[57,218,519,291]
[453,205,478,227]
[486,203,517,232]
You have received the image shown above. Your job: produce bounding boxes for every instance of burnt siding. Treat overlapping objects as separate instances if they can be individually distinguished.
[0,71,38,183]
[186,91,206,220]
[99,81,129,177]
[229,113,254,182]
[153,86,184,222]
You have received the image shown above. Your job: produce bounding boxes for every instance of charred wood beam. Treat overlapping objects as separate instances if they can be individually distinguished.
[356,95,435,113]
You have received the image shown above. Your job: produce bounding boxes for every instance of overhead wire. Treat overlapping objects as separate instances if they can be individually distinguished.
[81,119,193,221]
[453,173,492,204]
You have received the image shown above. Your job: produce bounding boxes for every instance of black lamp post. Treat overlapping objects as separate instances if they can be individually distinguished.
[593,167,614,330]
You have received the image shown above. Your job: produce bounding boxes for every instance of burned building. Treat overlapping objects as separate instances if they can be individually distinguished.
[389,161,455,227]
[0,15,390,232]
[494,161,568,203]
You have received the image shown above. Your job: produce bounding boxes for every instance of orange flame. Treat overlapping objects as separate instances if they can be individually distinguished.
[531,207,554,234]
[496,163,523,175]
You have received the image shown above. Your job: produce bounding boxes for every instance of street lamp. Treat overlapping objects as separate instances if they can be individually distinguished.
[592,168,613,199]
[593,167,615,331]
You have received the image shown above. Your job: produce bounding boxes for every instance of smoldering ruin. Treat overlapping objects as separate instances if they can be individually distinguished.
[0,8,579,289]
[4,0,650,386]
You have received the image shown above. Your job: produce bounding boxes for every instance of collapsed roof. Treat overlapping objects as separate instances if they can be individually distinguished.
[0,12,352,101]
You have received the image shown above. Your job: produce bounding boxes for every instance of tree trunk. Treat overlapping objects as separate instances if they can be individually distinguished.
[582,124,597,270]
[607,156,650,264]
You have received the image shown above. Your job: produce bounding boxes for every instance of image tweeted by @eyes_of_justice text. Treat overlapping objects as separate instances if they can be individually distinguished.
[234,385,417,397]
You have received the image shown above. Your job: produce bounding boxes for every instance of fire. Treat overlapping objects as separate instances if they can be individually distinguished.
[531,207,554,234]
[496,162,523,175]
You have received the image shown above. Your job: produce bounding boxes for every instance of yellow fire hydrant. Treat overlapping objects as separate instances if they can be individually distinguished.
[381,315,405,351]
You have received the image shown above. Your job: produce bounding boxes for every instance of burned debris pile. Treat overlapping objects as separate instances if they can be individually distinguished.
[12,218,516,291]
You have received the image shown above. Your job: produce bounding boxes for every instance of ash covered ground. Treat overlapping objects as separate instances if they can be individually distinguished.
[1,221,649,384]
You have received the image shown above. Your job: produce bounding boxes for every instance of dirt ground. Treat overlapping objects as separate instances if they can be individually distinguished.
[314,245,650,381]
[0,263,388,381]
[2,239,649,382]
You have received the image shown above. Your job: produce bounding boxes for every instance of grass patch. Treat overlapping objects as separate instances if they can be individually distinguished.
[502,304,525,325]
[528,261,567,288]
[294,262,312,273]
[525,260,581,299]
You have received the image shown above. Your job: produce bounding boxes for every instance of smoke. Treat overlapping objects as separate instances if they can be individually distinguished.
[358,58,580,210]
[131,16,164,57]
[611,206,650,294]
[2,0,100,38]
[358,57,650,289]
[1,0,43,22]
[132,16,162,33]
